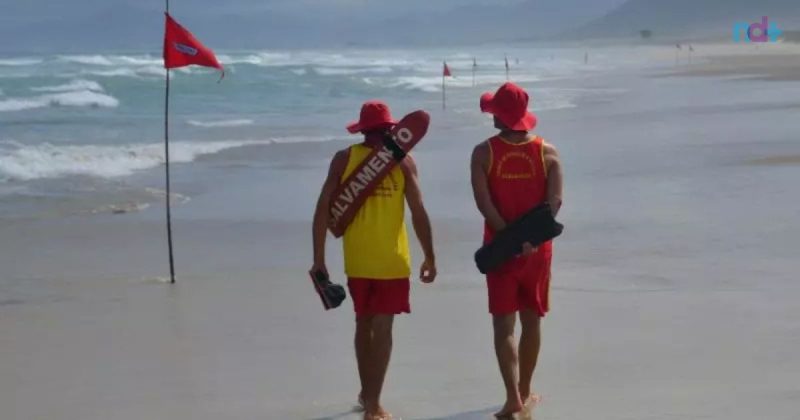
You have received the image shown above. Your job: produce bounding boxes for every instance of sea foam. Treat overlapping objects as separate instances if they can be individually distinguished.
[0,140,273,181]
[0,90,119,112]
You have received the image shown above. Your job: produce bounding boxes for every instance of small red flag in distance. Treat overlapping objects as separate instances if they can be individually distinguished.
[443,61,452,77]
[163,13,223,71]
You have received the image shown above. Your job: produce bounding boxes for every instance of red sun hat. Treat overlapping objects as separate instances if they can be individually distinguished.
[480,82,537,131]
[346,100,397,134]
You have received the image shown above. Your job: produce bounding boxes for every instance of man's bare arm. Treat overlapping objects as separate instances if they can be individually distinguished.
[543,143,563,217]
[471,143,507,232]
[401,156,436,283]
[311,150,348,273]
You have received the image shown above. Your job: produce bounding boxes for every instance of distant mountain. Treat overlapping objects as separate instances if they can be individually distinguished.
[363,0,620,46]
[0,0,622,53]
[572,0,800,41]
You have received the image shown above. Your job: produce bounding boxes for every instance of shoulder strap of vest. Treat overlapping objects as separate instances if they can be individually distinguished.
[533,136,547,177]
[329,110,429,238]
[486,137,500,175]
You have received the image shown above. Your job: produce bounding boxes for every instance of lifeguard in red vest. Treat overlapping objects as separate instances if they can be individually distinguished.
[471,82,563,418]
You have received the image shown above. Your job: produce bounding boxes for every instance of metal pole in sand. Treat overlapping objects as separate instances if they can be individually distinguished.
[164,0,176,284]
[442,70,446,110]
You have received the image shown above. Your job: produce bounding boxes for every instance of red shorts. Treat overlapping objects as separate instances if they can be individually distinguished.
[347,278,410,316]
[486,247,552,316]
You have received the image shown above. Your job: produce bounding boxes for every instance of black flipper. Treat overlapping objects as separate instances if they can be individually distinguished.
[475,203,564,274]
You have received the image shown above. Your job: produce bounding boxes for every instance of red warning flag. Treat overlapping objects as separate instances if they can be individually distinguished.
[163,13,223,71]
[443,61,452,77]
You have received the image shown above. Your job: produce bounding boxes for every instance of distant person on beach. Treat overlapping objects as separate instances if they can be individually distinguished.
[311,100,437,420]
[471,82,563,418]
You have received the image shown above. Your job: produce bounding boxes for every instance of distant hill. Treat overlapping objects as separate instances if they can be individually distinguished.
[572,0,800,41]
[0,0,621,53]
[367,1,620,46]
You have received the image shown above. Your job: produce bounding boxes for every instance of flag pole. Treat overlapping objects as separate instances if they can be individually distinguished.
[442,70,446,110]
[164,0,176,284]
[472,58,476,87]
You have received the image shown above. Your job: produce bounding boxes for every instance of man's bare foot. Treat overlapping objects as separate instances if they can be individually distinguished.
[355,393,365,412]
[363,405,392,420]
[521,393,541,408]
[494,398,524,419]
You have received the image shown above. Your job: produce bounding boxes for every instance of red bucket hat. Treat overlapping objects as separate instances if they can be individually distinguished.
[480,82,537,131]
[346,100,397,134]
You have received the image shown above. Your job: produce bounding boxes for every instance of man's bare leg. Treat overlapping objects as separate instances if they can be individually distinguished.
[355,316,373,410]
[493,314,523,418]
[518,309,542,406]
[363,315,394,419]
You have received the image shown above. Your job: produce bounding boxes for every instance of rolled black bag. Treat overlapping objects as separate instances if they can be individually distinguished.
[475,203,564,274]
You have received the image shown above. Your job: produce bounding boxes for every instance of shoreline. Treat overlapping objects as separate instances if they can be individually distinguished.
[656,42,800,81]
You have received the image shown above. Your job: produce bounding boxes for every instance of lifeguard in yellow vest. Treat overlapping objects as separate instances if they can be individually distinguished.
[311,100,436,420]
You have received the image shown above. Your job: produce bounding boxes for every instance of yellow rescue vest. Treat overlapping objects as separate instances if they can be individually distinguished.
[341,144,411,279]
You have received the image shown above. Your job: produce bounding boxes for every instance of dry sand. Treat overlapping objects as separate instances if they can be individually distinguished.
[744,155,800,166]
[663,42,800,81]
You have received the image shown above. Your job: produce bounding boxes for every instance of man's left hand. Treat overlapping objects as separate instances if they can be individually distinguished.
[521,242,538,256]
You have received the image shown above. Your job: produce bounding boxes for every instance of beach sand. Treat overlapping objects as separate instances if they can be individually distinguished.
[3,48,800,420]
[744,155,800,166]
[663,42,800,81]
[3,219,799,420]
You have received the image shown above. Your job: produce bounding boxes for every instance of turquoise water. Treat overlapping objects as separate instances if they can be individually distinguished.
[0,46,657,219]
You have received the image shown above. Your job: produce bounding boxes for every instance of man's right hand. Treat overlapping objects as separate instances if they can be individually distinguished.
[310,262,328,278]
[419,259,437,284]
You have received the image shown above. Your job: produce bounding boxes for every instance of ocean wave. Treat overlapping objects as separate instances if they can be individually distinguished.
[363,73,543,93]
[110,55,162,66]
[269,135,343,144]
[0,90,119,112]
[382,76,443,93]
[80,68,137,78]
[218,54,264,65]
[31,79,104,93]
[187,119,255,128]
[89,202,151,215]
[221,52,419,69]
[59,54,169,67]
[0,58,43,66]
[314,66,393,76]
[139,66,169,77]
[58,55,115,66]
[0,139,274,181]
[236,52,292,66]
[81,65,166,79]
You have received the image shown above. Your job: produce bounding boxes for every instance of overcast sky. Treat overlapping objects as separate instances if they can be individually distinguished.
[0,0,632,51]
[0,0,628,22]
